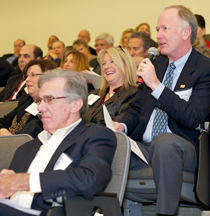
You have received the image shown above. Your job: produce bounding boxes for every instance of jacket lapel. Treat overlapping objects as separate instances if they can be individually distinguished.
[174,49,197,91]
[90,87,124,120]
[44,121,87,171]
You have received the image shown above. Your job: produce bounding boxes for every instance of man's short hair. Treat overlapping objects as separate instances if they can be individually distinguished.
[38,69,88,115]
[33,46,43,59]
[128,31,151,52]
[72,39,89,49]
[165,5,197,45]
[194,14,206,29]
[52,40,65,48]
[95,33,114,45]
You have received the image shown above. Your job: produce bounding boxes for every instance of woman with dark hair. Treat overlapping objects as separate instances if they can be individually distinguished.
[0,59,57,138]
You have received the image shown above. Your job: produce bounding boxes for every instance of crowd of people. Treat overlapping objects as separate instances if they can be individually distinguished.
[0,5,209,216]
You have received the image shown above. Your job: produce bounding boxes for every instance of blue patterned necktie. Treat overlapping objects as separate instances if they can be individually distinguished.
[151,62,176,140]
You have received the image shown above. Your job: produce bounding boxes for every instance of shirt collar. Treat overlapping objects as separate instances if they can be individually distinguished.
[169,47,192,74]
[38,118,82,145]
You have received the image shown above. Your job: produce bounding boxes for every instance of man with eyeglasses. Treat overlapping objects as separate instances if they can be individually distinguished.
[89,32,114,75]
[0,69,116,216]
[0,44,43,102]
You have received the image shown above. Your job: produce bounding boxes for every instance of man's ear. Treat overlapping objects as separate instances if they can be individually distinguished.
[70,99,83,113]
[202,27,206,36]
[182,26,191,41]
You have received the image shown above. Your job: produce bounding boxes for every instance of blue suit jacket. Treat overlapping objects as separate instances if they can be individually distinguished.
[9,121,117,214]
[121,48,210,152]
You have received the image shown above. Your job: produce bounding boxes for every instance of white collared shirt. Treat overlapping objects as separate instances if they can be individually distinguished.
[10,118,82,208]
[142,48,192,143]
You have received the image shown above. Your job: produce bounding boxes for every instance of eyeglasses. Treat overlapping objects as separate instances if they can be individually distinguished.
[114,45,125,53]
[94,43,107,48]
[14,44,24,48]
[24,73,42,79]
[36,96,67,105]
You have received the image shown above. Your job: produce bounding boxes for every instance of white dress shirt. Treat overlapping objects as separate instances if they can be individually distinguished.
[142,48,192,142]
[10,118,82,208]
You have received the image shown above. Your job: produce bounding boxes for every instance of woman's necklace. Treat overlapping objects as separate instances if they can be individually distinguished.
[108,92,115,98]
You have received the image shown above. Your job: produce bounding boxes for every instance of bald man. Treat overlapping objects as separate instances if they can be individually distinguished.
[78,29,96,55]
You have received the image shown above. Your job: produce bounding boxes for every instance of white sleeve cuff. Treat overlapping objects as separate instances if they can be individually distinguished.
[151,83,165,99]
[29,173,42,193]
[120,123,128,134]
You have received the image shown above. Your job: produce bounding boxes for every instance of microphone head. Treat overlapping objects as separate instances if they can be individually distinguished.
[148,47,159,57]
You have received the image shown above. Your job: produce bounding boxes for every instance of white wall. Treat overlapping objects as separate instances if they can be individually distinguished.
[1,0,210,56]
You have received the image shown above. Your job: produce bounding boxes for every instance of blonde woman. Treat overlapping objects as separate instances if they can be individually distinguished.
[83,46,138,125]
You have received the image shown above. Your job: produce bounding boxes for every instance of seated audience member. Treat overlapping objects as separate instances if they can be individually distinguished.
[114,5,210,215]
[2,39,25,70]
[0,69,116,216]
[135,22,151,36]
[0,57,17,87]
[120,28,135,49]
[62,49,94,92]
[89,32,114,75]
[0,59,56,138]
[73,39,96,62]
[78,29,96,55]
[195,14,210,49]
[47,35,59,50]
[0,44,43,102]
[136,22,158,49]
[45,40,65,67]
[83,46,138,125]
[127,31,152,67]
[193,37,210,58]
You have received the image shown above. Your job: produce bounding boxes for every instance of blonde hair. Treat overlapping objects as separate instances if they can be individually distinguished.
[61,49,90,71]
[97,46,137,95]
[120,28,135,48]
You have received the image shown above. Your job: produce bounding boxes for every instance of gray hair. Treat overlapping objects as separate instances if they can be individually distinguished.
[165,5,197,44]
[95,32,114,45]
[128,31,151,52]
[38,69,88,116]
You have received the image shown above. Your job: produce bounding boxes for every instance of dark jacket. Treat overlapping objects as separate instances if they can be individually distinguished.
[83,85,138,125]
[0,94,43,138]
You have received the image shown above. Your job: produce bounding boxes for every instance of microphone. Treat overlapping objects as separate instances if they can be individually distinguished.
[136,47,159,85]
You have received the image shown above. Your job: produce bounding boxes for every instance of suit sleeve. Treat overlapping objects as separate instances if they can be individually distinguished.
[120,86,142,134]
[157,69,210,129]
[39,127,117,200]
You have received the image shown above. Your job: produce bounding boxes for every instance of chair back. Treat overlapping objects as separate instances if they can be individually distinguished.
[0,134,33,170]
[0,101,18,118]
[103,131,131,206]
[196,130,210,209]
